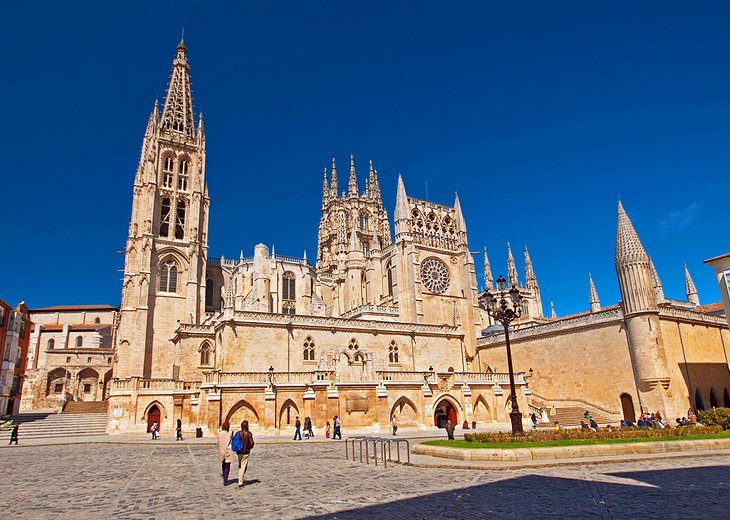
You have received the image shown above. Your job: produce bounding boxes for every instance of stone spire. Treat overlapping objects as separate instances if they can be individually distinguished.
[349,226,359,253]
[321,167,329,209]
[370,227,381,254]
[524,246,537,289]
[550,301,557,318]
[329,157,338,198]
[348,154,358,196]
[648,257,665,302]
[394,174,410,240]
[454,193,467,233]
[507,243,518,287]
[483,246,493,290]
[589,273,601,313]
[160,39,196,138]
[135,100,159,183]
[615,201,657,315]
[685,264,700,306]
[197,112,205,145]
[369,161,381,203]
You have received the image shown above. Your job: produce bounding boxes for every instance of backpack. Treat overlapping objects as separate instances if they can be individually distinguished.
[231,431,243,454]
[247,431,255,450]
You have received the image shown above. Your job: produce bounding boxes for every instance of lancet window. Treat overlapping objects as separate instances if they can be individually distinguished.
[388,341,399,363]
[159,198,171,237]
[175,201,186,239]
[159,261,178,293]
[283,301,296,315]
[163,156,174,188]
[178,159,189,191]
[200,342,211,366]
[303,336,316,361]
[359,211,369,231]
[282,272,296,301]
[47,339,55,350]
[75,336,83,348]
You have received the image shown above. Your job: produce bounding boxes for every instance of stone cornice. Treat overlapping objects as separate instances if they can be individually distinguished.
[658,306,727,326]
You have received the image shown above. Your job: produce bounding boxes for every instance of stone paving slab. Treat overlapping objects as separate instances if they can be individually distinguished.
[1,442,730,518]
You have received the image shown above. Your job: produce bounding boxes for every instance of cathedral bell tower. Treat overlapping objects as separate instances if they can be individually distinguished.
[116,40,209,379]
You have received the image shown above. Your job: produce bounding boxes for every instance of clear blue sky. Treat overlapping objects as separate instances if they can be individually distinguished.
[1,1,729,315]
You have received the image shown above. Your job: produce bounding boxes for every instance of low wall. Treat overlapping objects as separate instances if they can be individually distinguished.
[413,438,730,461]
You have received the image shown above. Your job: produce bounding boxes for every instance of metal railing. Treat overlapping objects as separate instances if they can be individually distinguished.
[345,436,410,467]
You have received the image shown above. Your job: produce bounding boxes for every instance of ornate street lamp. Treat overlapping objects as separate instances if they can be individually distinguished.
[268,365,274,384]
[479,274,524,435]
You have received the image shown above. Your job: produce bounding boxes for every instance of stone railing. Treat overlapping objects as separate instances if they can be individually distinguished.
[111,378,201,392]
[659,306,727,325]
[340,304,400,319]
[453,371,526,385]
[203,371,335,385]
[178,323,214,333]
[377,371,432,382]
[272,254,312,267]
[232,310,460,335]
[478,306,623,347]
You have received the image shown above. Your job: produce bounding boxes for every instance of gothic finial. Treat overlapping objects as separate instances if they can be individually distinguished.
[394,174,409,227]
[550,301,557,318]
[589,273,601,312]
[321,167,329,208]
[454,193,467,233]
[507,243,518,287]
[240,250,244,261]
[483,246,493,290]
[303,249,308,261]
[684,263,700,306]
[348,153,358,196]
[524,246,537,289]
[615,201,648,264]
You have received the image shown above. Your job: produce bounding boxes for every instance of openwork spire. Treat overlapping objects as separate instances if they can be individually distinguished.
[160,39,195,138]
[550,301,557,318]
[483,246,493,290]
[330,157,338,198]
[615,201,648,264]
[685,263,700,306]
[348,154,358,196]
[507,243,518,287]
[321,167,329,209]
[589,273,601,312]
[524,246,537,289]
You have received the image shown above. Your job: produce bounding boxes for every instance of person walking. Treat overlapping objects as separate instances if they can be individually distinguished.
[236,420,254,487]
[151,421,158,440]
[445,420,455,440]
[217,421,234,486]
[325,421,331,439]
[332,415,341,439]
[176,418,183,441]
[391,416,398,436]
[8,424,19,445]
[294,416,302,440]
[530,412,538,429]
[306,416,314,438]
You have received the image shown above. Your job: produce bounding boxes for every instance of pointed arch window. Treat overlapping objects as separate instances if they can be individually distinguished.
[178,159,189,191]
[205,277,214,308]
[387,267,393,296]
[282,301,296,315]
[163,156,175,188]
[159,198,171,237]
[359,212,369,231]
[199,342,211,366]
[282,272,296,301]
[47,339,55,350]
[75,335,83,348]
[160,261,178,293]
[388,341,399,363]
[175,201,186,239]
[303,336,316,361]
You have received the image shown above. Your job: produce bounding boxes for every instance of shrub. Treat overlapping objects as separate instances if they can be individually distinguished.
[463,425,722,444]
[698,408,730,430]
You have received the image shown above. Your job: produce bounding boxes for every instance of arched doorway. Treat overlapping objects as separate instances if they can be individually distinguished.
[472,395,492,424]
[147,405,161,433]
[695,390,704,412]
[620,393,635,422]
[433,398,458,428]
[279,399,299,428]
[390,397,419,427]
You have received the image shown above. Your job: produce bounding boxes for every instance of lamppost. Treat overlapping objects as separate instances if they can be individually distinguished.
[479,274,524,435]
[268,366,274,384]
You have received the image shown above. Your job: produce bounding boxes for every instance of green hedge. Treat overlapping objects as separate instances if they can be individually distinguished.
[463,426,722,444]
[698,408,730,430]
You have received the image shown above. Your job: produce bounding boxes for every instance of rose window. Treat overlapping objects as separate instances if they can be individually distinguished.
[420,257,450,294]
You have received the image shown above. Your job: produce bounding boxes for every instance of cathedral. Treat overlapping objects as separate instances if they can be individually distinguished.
[104,41,729,435]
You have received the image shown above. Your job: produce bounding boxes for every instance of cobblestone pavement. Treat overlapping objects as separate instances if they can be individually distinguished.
[1,442,729,519]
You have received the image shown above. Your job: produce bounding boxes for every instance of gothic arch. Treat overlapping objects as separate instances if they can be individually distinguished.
[433,393,462,428]
[724,388,730,408]
[226,399,260,427]
[390,396,419,426]
[142,400,168,421]
[279,399,300,427]
[155,248,189,270]
[695,389,705,411]
[46,368,70,397]
[472,394,492,423]
[710,388,719,408]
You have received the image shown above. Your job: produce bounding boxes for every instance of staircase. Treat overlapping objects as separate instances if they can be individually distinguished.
[545,406,618,427]
[62,400,109,414]
[0,407,108,442]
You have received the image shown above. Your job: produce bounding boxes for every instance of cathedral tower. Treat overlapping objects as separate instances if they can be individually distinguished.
[116,40,209,379]
[615,202,670,414]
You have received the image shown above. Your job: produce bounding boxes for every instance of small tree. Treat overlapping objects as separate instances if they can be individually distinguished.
[697,407,730,430]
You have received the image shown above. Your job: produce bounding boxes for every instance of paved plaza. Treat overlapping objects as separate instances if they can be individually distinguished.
[1,440,729,519]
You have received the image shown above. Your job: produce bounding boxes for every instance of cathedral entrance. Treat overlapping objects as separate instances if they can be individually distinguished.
[147,405,161,433]
[433,399,458,428]
[619,393,635,422]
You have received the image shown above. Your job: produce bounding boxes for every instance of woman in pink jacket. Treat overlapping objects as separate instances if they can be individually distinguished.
[217,421,234,485]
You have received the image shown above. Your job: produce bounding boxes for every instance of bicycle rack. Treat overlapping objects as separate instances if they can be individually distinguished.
[345,436,410,467]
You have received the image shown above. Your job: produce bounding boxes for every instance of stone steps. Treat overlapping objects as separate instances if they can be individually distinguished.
[0,412,107,440]
[63,400,109,414]
[545,406,618,427]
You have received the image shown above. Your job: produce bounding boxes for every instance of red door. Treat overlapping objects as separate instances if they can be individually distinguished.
[147,405,161,433]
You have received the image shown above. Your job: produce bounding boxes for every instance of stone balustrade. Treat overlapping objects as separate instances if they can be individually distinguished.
[110,378,201,392]
[203,371,335,385]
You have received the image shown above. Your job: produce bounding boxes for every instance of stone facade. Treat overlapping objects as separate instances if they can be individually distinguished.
[0,300,32,416]
[20,305,117,411]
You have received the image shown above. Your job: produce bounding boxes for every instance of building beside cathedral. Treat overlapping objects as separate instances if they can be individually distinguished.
[26,40,720,434]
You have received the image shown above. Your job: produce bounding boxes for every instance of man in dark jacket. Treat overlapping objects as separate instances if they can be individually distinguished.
[445,420,455,440]
[237,420,254,487]
[294,416,302,440]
